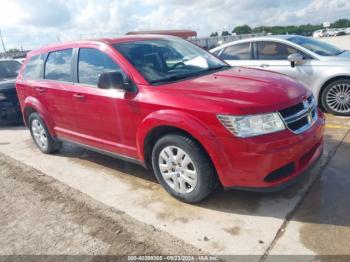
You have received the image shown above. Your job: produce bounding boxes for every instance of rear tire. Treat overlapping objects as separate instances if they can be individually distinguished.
[152,134,218,203]
[321,79,350,116]
[29,113,61,154]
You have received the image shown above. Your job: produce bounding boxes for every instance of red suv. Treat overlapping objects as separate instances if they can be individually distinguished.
[16,35,324,203]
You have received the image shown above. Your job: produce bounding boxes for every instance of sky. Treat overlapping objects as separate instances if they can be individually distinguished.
[0,0,349,50]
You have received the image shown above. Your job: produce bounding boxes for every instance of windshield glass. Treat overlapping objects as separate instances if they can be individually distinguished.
[113,38,229,84]
[0,60,22,78]
[288,36,343,56]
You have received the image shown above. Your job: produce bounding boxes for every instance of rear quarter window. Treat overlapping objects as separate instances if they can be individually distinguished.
[23,55,45,80]
[44,49,73,82]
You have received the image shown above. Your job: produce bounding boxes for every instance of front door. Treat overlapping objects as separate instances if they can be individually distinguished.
[71,47,137,157]
[252,41,317,88]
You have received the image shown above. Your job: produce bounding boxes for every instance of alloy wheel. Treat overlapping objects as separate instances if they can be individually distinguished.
[31,119,48,151]
[326,83,350,113]
[158,146,198,194]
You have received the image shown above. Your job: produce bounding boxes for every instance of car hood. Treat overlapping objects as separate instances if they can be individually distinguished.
[319,50,350,61]
[158,67,309,115]
[337,50,350,59]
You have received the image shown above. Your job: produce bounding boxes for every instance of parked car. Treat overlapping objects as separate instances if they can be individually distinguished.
[211,35,350,116]
[313,29,327,38]
[0,59,23,124]
[16,35,324,203]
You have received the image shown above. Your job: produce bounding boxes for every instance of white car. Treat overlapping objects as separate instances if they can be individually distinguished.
[211,35,350,116]
[313,29,327,38]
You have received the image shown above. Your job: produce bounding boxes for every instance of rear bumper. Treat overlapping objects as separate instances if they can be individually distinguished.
[215,111,325,189]
[0,101,22,124]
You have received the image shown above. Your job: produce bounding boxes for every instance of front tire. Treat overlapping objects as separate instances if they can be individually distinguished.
[321,79,350,116]
[29,113,61,154]
[152,134,218,203]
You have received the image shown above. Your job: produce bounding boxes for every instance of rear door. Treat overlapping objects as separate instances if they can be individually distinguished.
[39,48,79,137]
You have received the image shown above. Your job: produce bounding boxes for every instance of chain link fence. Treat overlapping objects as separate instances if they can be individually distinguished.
[0,32,266,59]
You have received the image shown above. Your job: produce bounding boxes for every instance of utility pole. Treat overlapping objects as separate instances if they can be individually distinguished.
[0,30,6,53]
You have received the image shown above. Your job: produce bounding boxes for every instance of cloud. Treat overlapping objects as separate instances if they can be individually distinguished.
[0,0,349,50]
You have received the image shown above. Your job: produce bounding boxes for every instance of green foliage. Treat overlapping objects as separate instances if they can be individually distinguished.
[210,32,218,37]
[221,31,231,36]
[331,19,350,28]
[232,25,252,34]
[217,19,350,37]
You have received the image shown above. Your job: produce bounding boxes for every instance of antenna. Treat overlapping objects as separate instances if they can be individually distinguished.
[0,30,7,53]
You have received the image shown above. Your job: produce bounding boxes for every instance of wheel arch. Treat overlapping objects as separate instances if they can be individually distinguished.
[23,96,56,136]
[136,110,227,183]
[318,75,350,108]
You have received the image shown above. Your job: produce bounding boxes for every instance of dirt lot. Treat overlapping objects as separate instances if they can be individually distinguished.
[0,152,200,256]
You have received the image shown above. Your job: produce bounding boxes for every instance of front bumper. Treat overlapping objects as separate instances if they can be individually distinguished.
[0,101,22,124]
[216,111,325,189]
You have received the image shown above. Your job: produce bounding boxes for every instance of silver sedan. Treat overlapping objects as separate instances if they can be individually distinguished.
[211,35,350,116]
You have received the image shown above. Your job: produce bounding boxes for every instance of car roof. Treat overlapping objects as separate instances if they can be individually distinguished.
[210,34,305,51]
[27,34,178,57]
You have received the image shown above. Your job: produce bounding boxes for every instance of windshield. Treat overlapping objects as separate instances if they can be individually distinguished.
[0,60,22,79]
[113,38,229,84]
[288,36,343,56]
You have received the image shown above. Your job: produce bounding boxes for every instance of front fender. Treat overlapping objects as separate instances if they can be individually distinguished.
[23,96,56,136]
[136,109,227,178]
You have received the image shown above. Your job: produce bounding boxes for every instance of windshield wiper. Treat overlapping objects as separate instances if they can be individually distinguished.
[207,65,231,71]
[150,73,195,84]
[149,65,231,84]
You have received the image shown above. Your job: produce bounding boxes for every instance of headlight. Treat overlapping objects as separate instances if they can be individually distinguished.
[0,92,6,101]
[217,113,285,138]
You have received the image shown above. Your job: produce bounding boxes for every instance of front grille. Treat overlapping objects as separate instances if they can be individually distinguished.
[278,95,318,134]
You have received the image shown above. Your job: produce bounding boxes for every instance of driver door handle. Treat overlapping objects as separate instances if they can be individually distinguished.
[73,93,85,100]
[259,64,270,68]
[36,87,45,94]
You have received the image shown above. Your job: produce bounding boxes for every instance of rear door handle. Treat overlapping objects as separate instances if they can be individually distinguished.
[36,87,45,94]
[73,93,85,100]
[259,64,270,68]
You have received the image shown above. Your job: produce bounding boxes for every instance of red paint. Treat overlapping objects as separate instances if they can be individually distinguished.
[16,36,324,189]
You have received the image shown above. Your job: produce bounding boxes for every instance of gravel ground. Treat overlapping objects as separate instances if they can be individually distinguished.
[0,152,200,256]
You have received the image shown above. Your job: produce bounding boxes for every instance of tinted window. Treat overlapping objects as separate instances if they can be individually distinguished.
[23,55,44,80]
[219,43,251,60]
[45,49,73,81]
[257,42,299,60]
[288,36,342,56]
[0,60,22,78]
[78,48,121,86]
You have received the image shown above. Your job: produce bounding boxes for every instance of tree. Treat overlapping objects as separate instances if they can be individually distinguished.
[221,31,231,36]
[233,25,252,35]
[7,48,20,53]
[331,19,350,28]
[210,32,218,37]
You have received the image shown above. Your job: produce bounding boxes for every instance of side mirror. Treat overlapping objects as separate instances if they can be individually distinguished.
[97,71,136,92]
[288,53,304,68]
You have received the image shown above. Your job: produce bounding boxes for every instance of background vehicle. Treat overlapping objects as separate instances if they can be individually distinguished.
[313,29,327,38]
[211,35,350,116]
[16,36,324,203]
[0,59,23,124]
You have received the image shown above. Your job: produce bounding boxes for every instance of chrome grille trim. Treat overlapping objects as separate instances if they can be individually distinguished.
[278,96,318,135]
